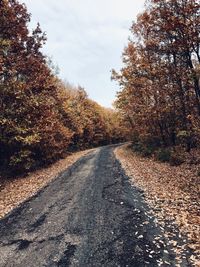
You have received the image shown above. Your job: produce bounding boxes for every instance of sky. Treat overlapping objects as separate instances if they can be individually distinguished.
[21,0,145,107]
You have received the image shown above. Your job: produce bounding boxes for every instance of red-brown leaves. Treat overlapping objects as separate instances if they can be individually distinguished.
[0,1,128,176]
[112,0,200,151]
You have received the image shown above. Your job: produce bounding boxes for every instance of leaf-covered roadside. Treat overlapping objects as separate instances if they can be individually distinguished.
[115,144,200,267]
[0,149,92,219]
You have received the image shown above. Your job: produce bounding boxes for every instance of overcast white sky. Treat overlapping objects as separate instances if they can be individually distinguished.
[21,0,145,107]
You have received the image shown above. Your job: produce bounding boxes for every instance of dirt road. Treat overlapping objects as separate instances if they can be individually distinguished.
[0,146,189,266]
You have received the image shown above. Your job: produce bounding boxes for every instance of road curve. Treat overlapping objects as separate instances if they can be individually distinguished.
[0,145,181,266]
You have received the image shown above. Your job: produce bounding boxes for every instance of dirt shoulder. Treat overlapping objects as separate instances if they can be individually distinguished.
[0,149,93,219]
[115,144,200,267]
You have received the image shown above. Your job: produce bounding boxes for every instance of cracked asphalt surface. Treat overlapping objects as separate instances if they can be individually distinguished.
[0,145,186,266]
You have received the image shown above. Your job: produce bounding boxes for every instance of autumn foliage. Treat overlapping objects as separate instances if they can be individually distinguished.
[113,0,200,158]
[0,0,127,175]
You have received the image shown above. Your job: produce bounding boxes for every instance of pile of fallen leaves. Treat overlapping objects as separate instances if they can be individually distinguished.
[0,149,92,219]
[115,144,200,267]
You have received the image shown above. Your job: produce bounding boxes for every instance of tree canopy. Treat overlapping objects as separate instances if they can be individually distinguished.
[112,0,200,153]
[0,0,127,175]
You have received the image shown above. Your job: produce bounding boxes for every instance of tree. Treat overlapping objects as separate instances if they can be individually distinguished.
[0,0,71,173]
[113,0,200,152]
[0,0,128,176]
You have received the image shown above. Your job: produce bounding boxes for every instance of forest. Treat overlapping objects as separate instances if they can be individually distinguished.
[0,1,199,265]
[113,0,200,164]
[1,0,200,175]
[0,0,128,176]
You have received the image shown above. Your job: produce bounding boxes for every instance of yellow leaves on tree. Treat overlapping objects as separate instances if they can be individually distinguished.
[0,0,127,176]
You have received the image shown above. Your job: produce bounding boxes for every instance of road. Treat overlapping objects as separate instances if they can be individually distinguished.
[0,145,185,266]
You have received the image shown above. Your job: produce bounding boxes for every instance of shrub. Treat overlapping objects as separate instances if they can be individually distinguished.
[169,151,185,166]
[132,141,156,157]
[142,136,161,157]
[132,141,144,153]
[9,150,35,174]
[141,146,155,157]
[156,148,171,162]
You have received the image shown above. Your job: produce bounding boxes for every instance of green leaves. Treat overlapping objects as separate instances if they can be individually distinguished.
[9,150,35,171]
